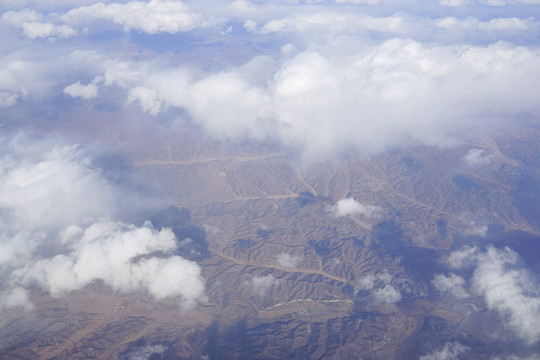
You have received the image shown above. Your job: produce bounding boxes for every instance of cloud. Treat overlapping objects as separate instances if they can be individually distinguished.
[0,143,114,230]
[63,0,220,34]
[436,16,532,31]
[354,270,402,304]
[94,39,540,158]
[1,9,41,26]
[13,220,205,308]
[0,140,119,230]
[444,246,479,269]
[440,0,471,6]
[464,148,492,166]
[419,342,469,360]
[330,198,381,218]
[373,284,402,304]
[276,253,302,268]
[21,22,76,39]
[445,246,540,344]
[248,12,406,35]
[128,86,162,115]
[0,91,20,107]
[467,221,488,236]
[0,135,206,311]
[480,0,540,5]
[1,9,76,39]
[63,76,102,100]
[432,273,469,298]
[471,247,540,344]
[0,287,33,312]
[250,275,280,296]
[123,345,168,360]
[335,0,381,4]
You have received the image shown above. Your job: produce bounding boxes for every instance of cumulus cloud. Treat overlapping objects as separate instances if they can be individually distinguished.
[467,221,488,236]
[128,86,162,115]
[1,9,76,39]
[276,253,302,268]
[432,273,469,298]
[13,220,205,308]
[63,76,102,100]
[0,135,205,311]
[373,284,402,304]
[440,0,471,6]
[63,0,220,34]
[445,246,540,344]
[123,345,167,360]
[330,198,381,218]
[436,16,532,31]
[335,0,381,4]
[0,142,116,230]
[21,22,76,39]
[90,39,540,158]
[250,275,280,296]
[444,245,479,269]
[419,342,469,360]
[354,270,402,304]
[464,148,492,166]
[471,247,540,344]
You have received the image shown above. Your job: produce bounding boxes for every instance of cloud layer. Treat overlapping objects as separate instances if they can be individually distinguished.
[2,0,540,159]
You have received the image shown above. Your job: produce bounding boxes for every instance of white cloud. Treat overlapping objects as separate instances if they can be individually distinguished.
[446,246,540,344]
[335,0,381,4]
[61,38,540,159]
[373,284,402,304]
[471,247,540,344]
[276,253,302,268]
[1,9,42,26]
[432,273,469,298]
[439,0,471,6]
[480,0,540,5]
[63,0,220,34]
[0,287,33,312]
[444,246,479,269]
[251,13,405,35]
[0,135,205,311]
[467,221,488,237]
[123,345,168,360]
[1,9,76,39]
[0,142,116,230]
[128,86,162,115]
[13,220,205,309]
[354,270,402,304]
[330,198,381,218]
[436,16,532,31]
[464,148,492,166]
[21,22,76,39]
[419,342,469,360]
[0,91,20,107]
[250,275,279,296]
[63,76,102,100]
